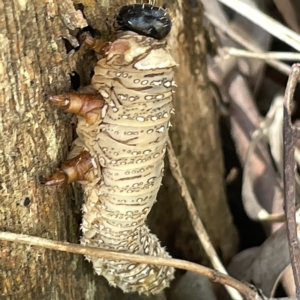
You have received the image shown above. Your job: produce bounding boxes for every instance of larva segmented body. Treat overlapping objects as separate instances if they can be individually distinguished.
[47,4,177,294]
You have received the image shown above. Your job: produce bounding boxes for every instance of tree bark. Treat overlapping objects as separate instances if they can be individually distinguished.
[0,0,237,299]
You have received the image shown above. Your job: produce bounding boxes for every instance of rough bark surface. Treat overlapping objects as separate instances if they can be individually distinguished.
[0,0,237,299]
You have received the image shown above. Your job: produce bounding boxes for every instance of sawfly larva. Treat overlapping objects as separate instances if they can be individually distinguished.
[46,3,177,294]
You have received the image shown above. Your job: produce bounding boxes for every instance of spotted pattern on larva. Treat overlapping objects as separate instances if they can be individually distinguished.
[76,4,177,296]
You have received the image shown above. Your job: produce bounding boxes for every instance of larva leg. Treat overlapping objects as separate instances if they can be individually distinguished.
[45,151,94,186]
[81,35,110,55]
[49,93,105,125]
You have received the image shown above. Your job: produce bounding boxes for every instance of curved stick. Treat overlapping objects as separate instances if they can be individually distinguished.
[283,63,300,300]
[167,137,244,300]
[0,231,258,300]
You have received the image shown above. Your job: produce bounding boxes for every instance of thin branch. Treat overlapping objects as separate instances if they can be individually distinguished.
[205,13,291,77]
[166,137,243,300]
[217,0,300,52]
[224,47,300,61]
[0,231,258,299]
[283,63,300,300]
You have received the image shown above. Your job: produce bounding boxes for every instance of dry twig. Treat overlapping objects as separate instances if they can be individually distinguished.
[283,63,300,300]
[205,13,291,77]
[0,231,258,299]
[166,137,243,300]
[217,0,300,52]
[224,48,300,61]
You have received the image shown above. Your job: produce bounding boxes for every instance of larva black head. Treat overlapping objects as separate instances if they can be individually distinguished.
[116,4,172,40]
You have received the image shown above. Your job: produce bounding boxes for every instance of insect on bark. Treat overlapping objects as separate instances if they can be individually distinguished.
[46,3,177,294]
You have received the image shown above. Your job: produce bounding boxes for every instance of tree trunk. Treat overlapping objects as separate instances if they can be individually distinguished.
[0,0,237,299]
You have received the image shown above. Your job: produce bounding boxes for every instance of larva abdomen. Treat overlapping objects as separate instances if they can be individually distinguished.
[80,32,177,293]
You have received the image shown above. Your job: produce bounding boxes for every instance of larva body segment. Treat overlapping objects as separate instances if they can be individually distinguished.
[80,32,177,294]
[48,4,177,294]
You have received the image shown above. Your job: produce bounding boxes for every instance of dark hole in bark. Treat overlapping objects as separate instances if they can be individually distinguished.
[70,72,81,90]
[62,38,75,54]
[24,197,31,206]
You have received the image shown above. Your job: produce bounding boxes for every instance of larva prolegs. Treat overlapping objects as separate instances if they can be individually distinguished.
[45,151,94,186]
[49,92,105,125]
